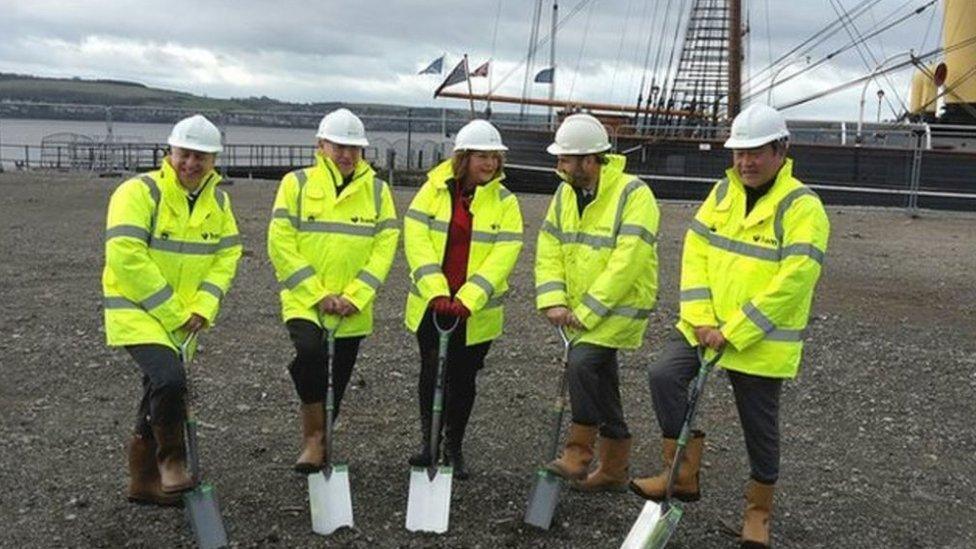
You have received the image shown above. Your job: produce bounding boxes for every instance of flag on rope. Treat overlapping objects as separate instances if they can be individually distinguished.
[470,61,490,78]
[418,55,444,75]
[434,58,469,96]
[534,67,554,83]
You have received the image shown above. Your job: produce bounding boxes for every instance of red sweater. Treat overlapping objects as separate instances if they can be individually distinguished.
[443,180,473,294]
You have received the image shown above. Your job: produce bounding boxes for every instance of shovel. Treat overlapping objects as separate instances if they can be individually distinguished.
[405,312,460,534]
[308,317,354,535]
[620,347,723,549]
[179,333,230,549]
[523,326,576,530]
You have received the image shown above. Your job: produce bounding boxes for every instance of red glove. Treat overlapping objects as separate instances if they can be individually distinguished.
[449,299,471,319]
[429,296,453,315]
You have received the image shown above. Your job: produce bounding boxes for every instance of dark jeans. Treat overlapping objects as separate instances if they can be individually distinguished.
[416,310,491,450]
[286,319,363,419]
[567,342,631,440]
[126,344,186,435]
[648,331,783,484]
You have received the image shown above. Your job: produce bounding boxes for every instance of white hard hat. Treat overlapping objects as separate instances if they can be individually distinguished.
[546,113,612,155]
[453,119,508,152]
[724,104,790,149]
[167,114,222,153]
[316,108,369,147]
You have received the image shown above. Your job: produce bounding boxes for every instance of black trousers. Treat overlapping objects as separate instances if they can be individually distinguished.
[648,331,783,484]
[416,310,491,449]
[126,344,186,435]
[286,319,362,419]
[567,342,631,439]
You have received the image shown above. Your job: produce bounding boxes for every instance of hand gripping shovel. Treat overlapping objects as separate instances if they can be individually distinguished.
[405,312,460,534]
[523,326,576,530]
[308,317,354,535]
[620,347,723,549]
[180,334,230,549]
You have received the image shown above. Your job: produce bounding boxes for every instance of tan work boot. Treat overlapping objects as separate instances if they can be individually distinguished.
[628,431,705,502]
[741,480,775,548]
[545,423,598,481]
[573,436,632,492]
[127,433,181,506]
[151,423,194,493]
[294,403,326,474]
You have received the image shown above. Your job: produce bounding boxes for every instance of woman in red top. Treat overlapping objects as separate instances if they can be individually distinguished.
[403,120,523,479]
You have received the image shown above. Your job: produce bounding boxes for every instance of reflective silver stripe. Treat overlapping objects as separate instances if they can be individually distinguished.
[582,293,610,317]
[138,175,160,205]
[485,295,504,309]
[104,297,139,310]
[282,266,315,289]
[409,282,422,297]
[766,328,804,342]
[468,274,494,296]
[357,270,382,290]
[299,221,375,237]
[541,220,566,242]
[199,282,223,300]
[412,263,442,281]
[680,287,712,301]
[106,224,150,242]
[376,218,399,231]
[774,187,818,244]
[493,231,522,242]
[293,169,309,227]
[405,209,449,232]
[689,219,711,237]
[781,243,824,264]
[142,286,174,310]
[471,230,497,243]
[617,223,656,245]
[576,233,615,249]
[499,187,513,201]
[610,305,653,319]
[743,302,775,334]
[714,178,729,205]
[471,230,522,243]
[372,178,387,219]
[216,190,227,210]
[293,169,308,186]
[149,239,220,255]
[612,179,645,235]
[272,208,294,223]
[536,281,566,294]
[217,235,242,250]
[709,234,780,262]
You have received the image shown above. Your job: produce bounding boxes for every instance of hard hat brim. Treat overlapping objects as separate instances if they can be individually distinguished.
[546,142,612,156]
[723,131,789,150]
[453,143,508,152]
[316,133,369,147]
[167,137,222,153]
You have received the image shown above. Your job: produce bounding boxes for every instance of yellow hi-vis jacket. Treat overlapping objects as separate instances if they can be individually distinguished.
[403,159,523,345]
[268,153,399,337]
[677,158,830,378]
[103,159,243,350]
[535,154,660,350]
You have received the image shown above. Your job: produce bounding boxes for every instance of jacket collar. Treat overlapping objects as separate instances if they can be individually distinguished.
[426,158,506,195]
[725,158,800,226]
[314,152,374,197]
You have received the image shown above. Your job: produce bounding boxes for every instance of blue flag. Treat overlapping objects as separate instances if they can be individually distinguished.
[418,56,444,75]
[534,67,554,83]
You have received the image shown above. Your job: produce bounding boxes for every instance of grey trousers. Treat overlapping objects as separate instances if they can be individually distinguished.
[567,342,631,440]
[126,344,186,435]
[648,332,782,484]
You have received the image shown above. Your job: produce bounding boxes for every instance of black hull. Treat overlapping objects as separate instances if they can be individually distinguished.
[500,127,976,211]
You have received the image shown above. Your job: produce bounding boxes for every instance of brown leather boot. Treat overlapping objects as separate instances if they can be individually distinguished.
[628,431,705,502]
[574,436,632,492]
[544,423,598,481]
[294,403,326,474]
[151,423,194,493]
[741,480,775,548]
[127,433,181,506]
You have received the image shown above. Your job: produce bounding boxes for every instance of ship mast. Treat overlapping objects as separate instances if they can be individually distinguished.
[728,0,742,117]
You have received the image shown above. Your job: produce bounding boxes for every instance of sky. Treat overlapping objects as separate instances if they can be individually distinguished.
[0,0,949,121]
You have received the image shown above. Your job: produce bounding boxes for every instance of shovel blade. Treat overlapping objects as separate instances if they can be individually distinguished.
[620,501,683,549]
[523,468,562,530]
[405,466,453,533]
[308,464,354,536]
[183,483,229,549]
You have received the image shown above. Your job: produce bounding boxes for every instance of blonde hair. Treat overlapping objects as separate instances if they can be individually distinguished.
[451,150,505,185]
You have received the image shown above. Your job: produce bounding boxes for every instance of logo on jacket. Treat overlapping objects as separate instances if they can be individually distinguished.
[752,234,778,246]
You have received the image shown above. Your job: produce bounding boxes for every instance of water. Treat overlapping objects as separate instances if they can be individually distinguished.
[0,118,450,169]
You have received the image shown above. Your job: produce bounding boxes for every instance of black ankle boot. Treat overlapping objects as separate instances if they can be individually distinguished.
[445,443,469,480]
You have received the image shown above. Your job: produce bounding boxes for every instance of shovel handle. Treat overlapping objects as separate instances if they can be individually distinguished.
[320,315,341,471]
[177,332,201,483]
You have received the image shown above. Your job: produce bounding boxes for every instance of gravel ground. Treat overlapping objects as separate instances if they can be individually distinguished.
[1,171,974,548]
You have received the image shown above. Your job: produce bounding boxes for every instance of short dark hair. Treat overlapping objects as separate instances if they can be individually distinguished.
[770,137,789,154]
